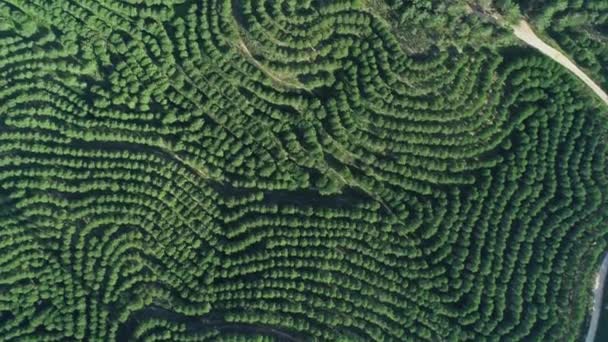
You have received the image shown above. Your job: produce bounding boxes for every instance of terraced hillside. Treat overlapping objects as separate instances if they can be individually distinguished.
[0,0,607,341]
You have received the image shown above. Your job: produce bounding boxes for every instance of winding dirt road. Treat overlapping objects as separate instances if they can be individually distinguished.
[585,253,608,342]
[511,20,608,106]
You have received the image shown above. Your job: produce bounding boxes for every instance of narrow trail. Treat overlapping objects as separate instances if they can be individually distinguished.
[160,146,218,182]
[511,20,608,107]
[236,39,305,90]
[585,253,608,342]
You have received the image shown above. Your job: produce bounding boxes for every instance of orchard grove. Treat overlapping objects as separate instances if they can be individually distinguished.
[0,0,607,341]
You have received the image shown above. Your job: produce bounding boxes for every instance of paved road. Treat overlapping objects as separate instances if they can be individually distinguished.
[511,20,608,107]
[585,253,608,342]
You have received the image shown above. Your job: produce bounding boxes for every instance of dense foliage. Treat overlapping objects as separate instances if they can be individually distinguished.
[0,0,607,341]
[368,0,511,53]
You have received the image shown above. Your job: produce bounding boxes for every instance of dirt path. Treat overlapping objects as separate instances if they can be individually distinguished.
[236,40,305,90]
[586,253,608,342]
[511,20,608,106]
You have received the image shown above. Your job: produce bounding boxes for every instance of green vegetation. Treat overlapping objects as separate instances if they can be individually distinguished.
[0,0,606,341]
[367,0,511,53]
[515,0,608,89]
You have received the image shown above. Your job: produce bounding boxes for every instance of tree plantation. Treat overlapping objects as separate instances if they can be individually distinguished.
[0,0,607,341]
